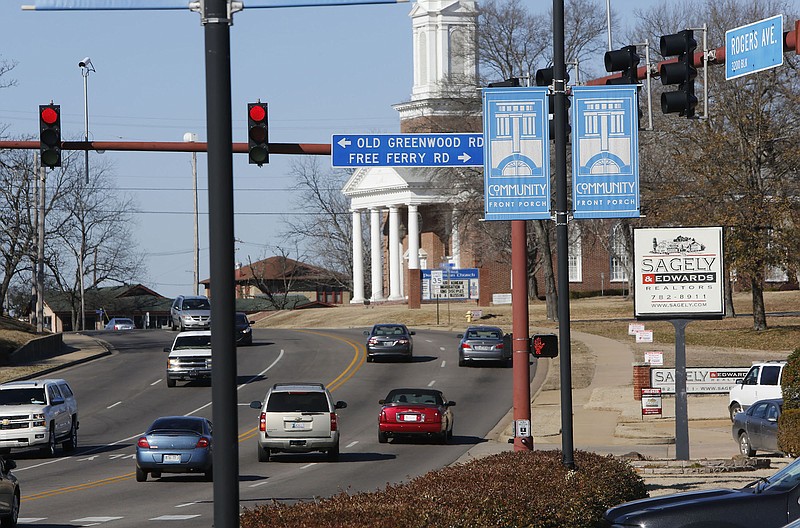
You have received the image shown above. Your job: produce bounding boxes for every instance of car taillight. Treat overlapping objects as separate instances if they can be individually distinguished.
[137,437,150,448]
[330,412,338,432]
[397,338,408,344]
[368,337,378,345]
[461,343,471,350]
[259,412,266,432]
[380,410,387,422]
[196,437,210,448]
[496,343,504,349]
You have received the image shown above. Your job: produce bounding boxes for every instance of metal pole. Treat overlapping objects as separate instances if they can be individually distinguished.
[553,0,575,469]
[185,132,200,296]
[203,1,239,526]
[672,318,690,460]
[37,162,45,333]
[511,220,532,451]
[605,0,612,50]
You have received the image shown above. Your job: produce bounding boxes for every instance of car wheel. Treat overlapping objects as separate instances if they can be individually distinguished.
[378,431,388,444]
[257,445,270,462]
[40,427,56,458]
[151,472,161,479]
[366,356,373,363]
[63,418,78,452]
[405,354,413,363]
[180,322,186,332]
[0,448,10,455]
[136,466,147,482]
[739,432,756,457]
[204,467,213,481]
[327,443,340,461]
[729,402,743,422]
[166,378,176,388]
[0,491,19,528]
[458,358,466,367]
[170,318,177,331]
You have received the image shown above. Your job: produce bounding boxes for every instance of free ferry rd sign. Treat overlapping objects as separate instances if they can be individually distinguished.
[331,133,483,167]
[633,226,725,319]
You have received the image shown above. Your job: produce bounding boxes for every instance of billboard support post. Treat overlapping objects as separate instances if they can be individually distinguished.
[670,318,690,460]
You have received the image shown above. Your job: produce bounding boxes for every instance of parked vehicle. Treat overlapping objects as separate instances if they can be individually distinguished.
[728,361,785,421]
[235,312,254,346]
[601,455,800,528]
[103,317,135,331]
[456,325,510,367]
[249,383,346,462]
[135,416,213,482]
[378,388,455,444]
[732,398,783,457]
[364,324,414,362]
[164,331,212,387]
[169,295,211,332]
[0,379,78,457]
[0,457,19,528]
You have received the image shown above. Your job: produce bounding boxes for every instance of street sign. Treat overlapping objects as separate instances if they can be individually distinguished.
[725,14,784,80]
[331,133,483,167]
[482,87,551,221]
[571,85,640,219]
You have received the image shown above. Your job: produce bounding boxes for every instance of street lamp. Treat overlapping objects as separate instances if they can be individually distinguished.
[184,132,199,296]
[78,57,95,331]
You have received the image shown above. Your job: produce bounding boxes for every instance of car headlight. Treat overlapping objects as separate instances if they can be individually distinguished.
[169,358,181,366]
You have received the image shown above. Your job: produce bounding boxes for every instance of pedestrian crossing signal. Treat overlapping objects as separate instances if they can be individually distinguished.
[531,334,558,358]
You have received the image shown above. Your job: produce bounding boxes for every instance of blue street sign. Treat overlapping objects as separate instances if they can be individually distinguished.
[482,87,550,221]
[725,14,784,80]
[571,85,640,219]
[331,133,484,167]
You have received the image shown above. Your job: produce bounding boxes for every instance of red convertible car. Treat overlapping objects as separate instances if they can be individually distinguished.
[378,388,455,444]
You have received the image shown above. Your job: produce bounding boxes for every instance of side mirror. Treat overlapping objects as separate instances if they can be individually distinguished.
[249,320,255,325]
[378,399,386,405]
[5,459,16,471]
[363,331,370,336]
[409,331,415,335]
[163,346,171,353]
[457,334,464,339]
[249,401,262,409]
[335,401,347,409]
[446,401,456,407]
[51,397,64,405]
[735,379,743,385]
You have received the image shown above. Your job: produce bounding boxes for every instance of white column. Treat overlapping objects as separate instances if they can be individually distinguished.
[370,208,384,302]
[388,205,403,300]
[408,204,420,270]
[451,210,461,268]
[350,210,365,303]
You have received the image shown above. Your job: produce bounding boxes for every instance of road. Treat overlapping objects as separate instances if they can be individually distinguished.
[11,327,536,527]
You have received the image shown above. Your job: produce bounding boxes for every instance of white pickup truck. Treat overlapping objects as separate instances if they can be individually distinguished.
[728,360,785,421]
[164,330,212,388]
[0,378,79,457]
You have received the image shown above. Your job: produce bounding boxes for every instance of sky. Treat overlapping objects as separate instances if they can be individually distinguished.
[1,0,796,300]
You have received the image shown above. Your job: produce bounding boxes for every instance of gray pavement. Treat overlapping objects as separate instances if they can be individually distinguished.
[52,332,737,463]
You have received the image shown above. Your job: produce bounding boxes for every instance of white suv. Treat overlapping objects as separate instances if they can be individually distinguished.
[0,379,79,457]
[728,360,785,421]
[249,383,347,462]
[164,331,212,387]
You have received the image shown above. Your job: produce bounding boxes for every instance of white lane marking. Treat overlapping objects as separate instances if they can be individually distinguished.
[176,502,200,508]
[425,339,434,343]
[73,517,123,523]
[106,401,121,409]
[441,360,446,368]
[428,380,436,387]
[150,515,201,521]
[249,481,269,488]
[345,441,358,449]
[300,463,317,470]
[150,379,162,386]
[439,346,446,351]
[18,518,47,524]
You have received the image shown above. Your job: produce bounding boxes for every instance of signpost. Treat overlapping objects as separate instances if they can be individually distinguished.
[331,133,483,167]
[725,14,784,80]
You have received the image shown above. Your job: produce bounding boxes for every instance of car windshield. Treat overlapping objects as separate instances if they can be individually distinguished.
[374,325,405,336]
[755,458,800,492]
[184,299,210,310]
[467,329,502,339]
[115,319,134,325]
[149,417,205,434]
[385,390,442,405]
[0,388,47,405]
[235,313,248,324]
[173,335,212,349]
[266,392,329,412]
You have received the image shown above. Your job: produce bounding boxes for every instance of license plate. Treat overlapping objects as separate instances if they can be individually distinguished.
[163,454,181,463]
[401,414,419,422]
[289,422,308,429]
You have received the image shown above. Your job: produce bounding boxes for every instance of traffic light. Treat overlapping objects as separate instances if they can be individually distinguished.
[247,102,269,165]
[530,334,558,358]
[487,77,521,88]
[604,45,640,85]
[39,104,61,168]
[659,29,697,118]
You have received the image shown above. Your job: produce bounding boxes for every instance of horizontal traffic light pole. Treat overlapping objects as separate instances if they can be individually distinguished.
[0,140,331,155]
[588,18,799,86]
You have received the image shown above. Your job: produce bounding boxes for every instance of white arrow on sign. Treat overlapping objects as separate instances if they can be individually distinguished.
[458,153,471,163]
[337,137,351,149]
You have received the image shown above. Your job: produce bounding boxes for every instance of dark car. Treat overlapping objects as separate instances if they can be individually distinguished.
[364,324,414,362]
[135,416,213,482]
[378,388,455,444]
[235,312,254,346]
[732,398,783,457]
[457,325,510,367]
[0,457,19,528]
[601,455,800,528]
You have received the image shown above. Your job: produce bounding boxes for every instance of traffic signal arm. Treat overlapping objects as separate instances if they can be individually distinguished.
[7,140,331,155]
[587,19,800,86]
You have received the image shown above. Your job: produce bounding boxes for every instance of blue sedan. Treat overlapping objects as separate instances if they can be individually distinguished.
[135,416,213,482]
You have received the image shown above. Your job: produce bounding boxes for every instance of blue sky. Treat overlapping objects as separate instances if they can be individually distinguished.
[1,0,795,299]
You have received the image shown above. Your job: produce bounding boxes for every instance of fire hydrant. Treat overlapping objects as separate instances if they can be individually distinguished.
[465,310,473,323]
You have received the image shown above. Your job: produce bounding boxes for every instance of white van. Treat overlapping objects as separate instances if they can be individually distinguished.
[728,360,785,421]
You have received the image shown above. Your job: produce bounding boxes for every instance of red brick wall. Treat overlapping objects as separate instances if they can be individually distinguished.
[632,364,651,400]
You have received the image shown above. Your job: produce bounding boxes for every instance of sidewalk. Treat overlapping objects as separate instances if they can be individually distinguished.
[458,330,737,463]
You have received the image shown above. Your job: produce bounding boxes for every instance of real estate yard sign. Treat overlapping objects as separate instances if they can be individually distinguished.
[633,227,725,319]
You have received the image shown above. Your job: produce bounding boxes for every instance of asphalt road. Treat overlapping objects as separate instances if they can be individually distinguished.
[11,327,537,527]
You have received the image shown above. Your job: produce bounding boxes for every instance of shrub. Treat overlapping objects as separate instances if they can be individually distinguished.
[779,347,800,455]
[239,450,647,528]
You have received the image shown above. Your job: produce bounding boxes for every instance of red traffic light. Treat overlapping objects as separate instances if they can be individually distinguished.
[40,106,59,125]
[39,104,61,168]
[248,104,266,122]
[247,102,269,166]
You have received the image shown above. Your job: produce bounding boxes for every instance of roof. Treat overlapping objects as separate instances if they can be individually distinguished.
[45,284,170,314]
[202,256,347,284]
[0,379,67,388]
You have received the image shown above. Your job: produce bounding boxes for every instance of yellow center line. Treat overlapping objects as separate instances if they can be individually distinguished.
[25,330,365,502]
